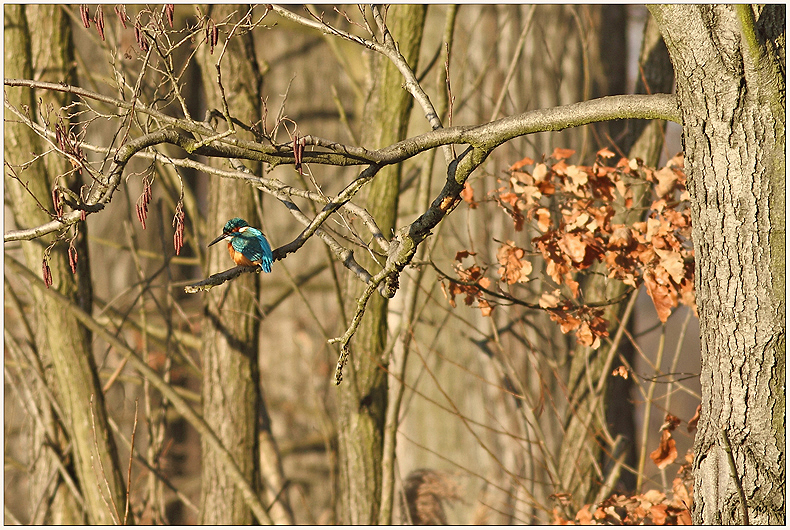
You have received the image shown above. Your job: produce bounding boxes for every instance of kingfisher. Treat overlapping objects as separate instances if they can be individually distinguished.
[208,217,273,272]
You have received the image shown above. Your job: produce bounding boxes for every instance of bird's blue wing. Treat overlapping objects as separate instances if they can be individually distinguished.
[231,228,273,272]
[257,233,273,273]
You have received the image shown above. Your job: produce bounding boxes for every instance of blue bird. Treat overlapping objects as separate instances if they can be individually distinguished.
[208,218,273,272]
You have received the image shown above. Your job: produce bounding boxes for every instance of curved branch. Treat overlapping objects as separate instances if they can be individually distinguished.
[3,101,390,254]
[374,93,680,164]
[6,79,679,170]
[3,128,183,242]
[329,263,393,384]
[271,5,385,52]
[5,76,680,288]
[369,6,447,133]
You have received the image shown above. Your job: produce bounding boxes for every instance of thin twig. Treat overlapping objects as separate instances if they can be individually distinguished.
[636,323,666,491]
[273,4,382,51]
[214,7,256,133]
[106,416,199,515]
[489,6,536,121]
[124,399,138,525]
[663,308,694,413]
[400,345,544,521]
[487,319,563,493]
[89,394,121,525]
[328,272,382,384]
[431,260,636,310]
[721,428,749,525]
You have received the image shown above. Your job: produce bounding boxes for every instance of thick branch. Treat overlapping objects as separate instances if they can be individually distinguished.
[375,94,680,163]
[5,77,680,301]
[4,100,389,253]
[5,79,680,167]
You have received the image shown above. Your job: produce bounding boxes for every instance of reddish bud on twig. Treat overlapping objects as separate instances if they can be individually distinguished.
[52,187,63,218]
[68,242,78,274]
[172,201,185,255]
[165,4,174,28]
[136,178,152,229]
[42,258,53,288]
[135,20,149,52]
[94,5,105,41]
[206,18,218,54]
[137,200,148,229]
[80,4,91,28]
[136,203,146,229]
[293,135,305,175]
[143,179,153,204]
[114,5,128,29]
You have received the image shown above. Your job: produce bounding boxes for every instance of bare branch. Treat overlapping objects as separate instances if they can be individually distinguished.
[272,5,383,52]
[184,264,262,293]
[490,6,536,121]
[5,74,680,311]
[5,79,680,169]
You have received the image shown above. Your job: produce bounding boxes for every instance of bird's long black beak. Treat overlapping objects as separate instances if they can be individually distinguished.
[208,233,228,247]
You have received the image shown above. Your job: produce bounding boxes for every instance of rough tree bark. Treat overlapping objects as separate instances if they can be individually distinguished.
[196,5,290,524]
[650,5,785,524]
[337,5,426,524]
[4,4,126,524]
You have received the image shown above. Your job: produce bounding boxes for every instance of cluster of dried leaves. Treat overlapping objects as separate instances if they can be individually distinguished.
[553,450,694,525]
[648,407,700,470]
[443,147,695,348]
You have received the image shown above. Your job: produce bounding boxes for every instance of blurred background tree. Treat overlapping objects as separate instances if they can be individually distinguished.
[5,4,781,525]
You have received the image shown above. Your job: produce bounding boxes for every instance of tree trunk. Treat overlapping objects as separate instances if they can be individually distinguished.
[4,4,126,524]
[196,5,291,524]
[650,5,784,524]
[337,5,426,524]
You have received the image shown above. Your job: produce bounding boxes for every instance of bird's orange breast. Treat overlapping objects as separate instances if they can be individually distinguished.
[227,241,259,267]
